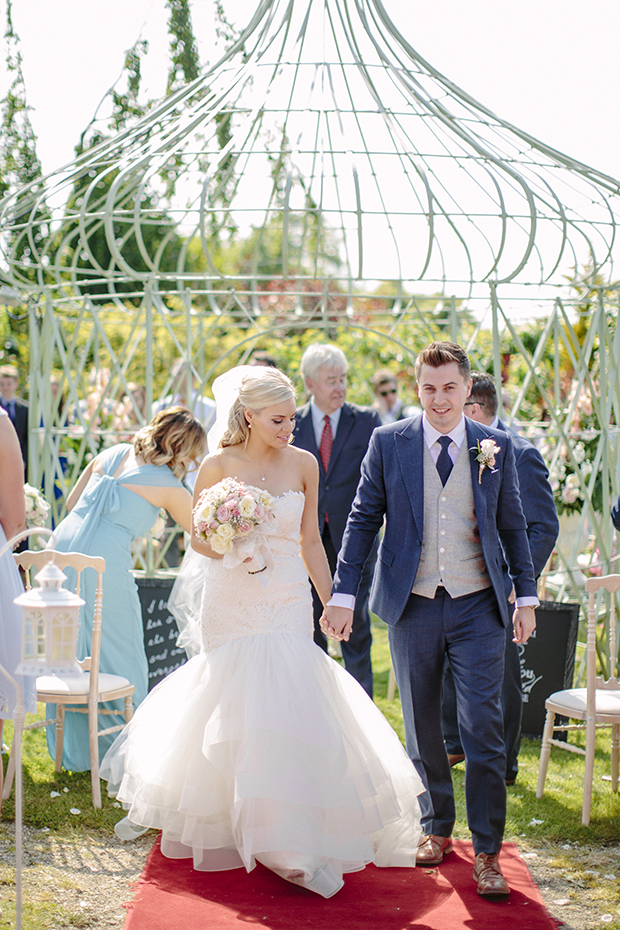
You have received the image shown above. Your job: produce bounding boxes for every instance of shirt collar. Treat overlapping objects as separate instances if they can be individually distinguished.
[310,399,342,434]
[422,413,467,450]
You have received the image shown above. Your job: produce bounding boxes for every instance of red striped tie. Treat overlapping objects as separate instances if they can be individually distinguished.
[319,414,333,473]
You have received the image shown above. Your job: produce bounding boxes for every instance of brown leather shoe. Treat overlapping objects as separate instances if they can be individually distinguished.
[473,853,510,896]
[448,753,465,767]
[416,834,453,866]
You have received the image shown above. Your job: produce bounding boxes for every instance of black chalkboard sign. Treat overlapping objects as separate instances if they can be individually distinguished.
[519,599,580,738]
[134,572,188,690]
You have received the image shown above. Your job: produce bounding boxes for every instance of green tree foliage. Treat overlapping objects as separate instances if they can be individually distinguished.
[0,0,43,361]
[166,0,201,93]
[0,0,43,199]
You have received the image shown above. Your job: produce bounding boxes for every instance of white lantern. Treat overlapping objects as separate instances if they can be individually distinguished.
[14,560,83,676]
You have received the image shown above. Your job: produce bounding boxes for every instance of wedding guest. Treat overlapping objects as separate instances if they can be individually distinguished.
[0,364,28,475]
[47,408,206,771]
[371,368,420,424]
[322,341,538,897]
[154,360,216,432]
[248,351,278,368]
[443,372,559,785]
[293,344,381,697]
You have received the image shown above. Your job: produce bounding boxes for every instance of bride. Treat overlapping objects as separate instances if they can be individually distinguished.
[101,365,423,898]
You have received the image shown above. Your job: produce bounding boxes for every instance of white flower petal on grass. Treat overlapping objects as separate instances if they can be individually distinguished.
[69,808,81,815]
[552,899,571,906]
[50,791,60,798]
[584,870,600,877]
[63,787,69,793]
[601,917,613,924]
[523,853,538,859]
[113,801,121,809]
[529,818,544,826]
[603,874,616,881]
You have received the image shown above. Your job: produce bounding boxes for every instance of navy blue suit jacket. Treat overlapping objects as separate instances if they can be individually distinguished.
[333,416,537,627]
[612,495,620,531]
[293,401,381,550]
[496,419,559,579]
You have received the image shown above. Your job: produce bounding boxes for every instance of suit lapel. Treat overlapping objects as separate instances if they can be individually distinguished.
[466,419,488,529]
[295,404,320,459]
[328,404,354,478]
[395,416,424,538]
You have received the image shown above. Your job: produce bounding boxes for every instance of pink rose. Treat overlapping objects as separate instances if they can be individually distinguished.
[254,505,263,518]
[210,520,219,530]
[237,520,253,535]
[217,505,230,522]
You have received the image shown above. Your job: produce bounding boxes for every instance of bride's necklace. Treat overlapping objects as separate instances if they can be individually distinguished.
[245,450,277,482]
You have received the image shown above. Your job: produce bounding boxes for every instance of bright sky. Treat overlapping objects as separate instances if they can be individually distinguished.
[2,0,619,182]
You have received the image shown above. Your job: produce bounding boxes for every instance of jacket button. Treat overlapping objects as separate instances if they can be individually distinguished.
[325,485,330,490]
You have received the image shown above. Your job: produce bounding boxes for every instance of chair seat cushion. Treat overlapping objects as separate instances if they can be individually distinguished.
[547,687,620,717]
[36,672,132,696]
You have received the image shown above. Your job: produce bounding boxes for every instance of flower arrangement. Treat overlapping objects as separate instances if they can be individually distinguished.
[540,380,602,516]
[193,478,277,571]
[24,484,50,526]
[471,438,500,484]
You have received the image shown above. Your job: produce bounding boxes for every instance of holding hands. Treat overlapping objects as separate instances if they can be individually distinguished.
[320,605,354,642]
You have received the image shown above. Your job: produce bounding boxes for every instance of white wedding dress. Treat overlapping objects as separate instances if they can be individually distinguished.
[100,491,423,897]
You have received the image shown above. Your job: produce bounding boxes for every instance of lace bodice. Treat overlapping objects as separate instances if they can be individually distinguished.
[200,491,313,651]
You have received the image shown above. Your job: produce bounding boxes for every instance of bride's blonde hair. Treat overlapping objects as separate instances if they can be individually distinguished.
[220,368,296,448]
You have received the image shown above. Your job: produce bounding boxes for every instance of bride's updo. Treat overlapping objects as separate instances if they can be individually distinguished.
[220,368,296,448]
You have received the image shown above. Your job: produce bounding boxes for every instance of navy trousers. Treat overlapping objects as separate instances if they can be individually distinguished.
[442,618,523,782]
[388,586,507,855]
[311,523,376,698]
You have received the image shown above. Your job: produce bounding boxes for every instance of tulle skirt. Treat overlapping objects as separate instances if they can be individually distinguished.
[101,632,423,883]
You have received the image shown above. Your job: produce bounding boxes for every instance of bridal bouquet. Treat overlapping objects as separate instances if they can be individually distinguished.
[24,484,50,527]
[193,478,277,574]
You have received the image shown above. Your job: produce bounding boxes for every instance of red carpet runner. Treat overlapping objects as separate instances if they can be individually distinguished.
[123,837,559,930]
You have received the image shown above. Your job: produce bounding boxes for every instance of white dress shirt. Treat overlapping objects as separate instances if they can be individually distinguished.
[310,400,342,447]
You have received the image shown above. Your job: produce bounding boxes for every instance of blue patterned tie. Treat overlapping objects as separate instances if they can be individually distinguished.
[436,435,453,486]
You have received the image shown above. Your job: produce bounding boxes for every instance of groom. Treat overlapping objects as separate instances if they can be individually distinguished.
[321,342,538,897]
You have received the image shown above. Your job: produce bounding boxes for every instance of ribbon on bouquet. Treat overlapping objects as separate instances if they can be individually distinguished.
[222,529,276,586]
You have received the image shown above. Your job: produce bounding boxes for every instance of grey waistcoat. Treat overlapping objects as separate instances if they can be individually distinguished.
[411,439,492,599]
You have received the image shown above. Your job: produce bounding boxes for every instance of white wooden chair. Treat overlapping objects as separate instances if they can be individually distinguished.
[536,573,620,825]
[3,550,135,809]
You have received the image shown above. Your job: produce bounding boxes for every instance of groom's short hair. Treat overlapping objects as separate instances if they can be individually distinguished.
[414,341,470,383]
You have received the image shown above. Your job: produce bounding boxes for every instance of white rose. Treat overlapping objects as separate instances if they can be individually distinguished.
[216,523,235,541]
[562,485,580,504]
[211,534,233,554]
[480,439,500,457]
[239,495,256,517]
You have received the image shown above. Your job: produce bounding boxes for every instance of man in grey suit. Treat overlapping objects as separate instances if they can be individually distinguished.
[321,342,537,897]
[443,372,559,784]
[293,343,381,698]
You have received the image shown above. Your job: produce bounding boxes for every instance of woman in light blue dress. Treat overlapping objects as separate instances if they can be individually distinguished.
[48,407,206,772]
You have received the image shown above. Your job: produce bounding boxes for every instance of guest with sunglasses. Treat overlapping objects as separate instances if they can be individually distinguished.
[371,369,420,424]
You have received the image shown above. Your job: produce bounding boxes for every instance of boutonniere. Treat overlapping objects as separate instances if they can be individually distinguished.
[471,438,500,484]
